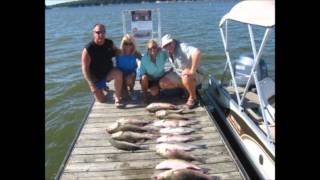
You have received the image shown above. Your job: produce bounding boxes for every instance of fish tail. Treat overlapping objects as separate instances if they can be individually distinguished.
[191,136,203,141]
[149,129,161,136]
[189,120,199,125]
[195,144,207,149]
[181,109,195,114]
[140,145,149,150]
[146,127,160,133]
[169,104,178,110]
[151,134,161,139]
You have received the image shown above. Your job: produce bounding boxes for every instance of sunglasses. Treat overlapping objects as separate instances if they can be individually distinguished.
[124,42,133,46]
[148,46,158,51]
[94,31,105,35]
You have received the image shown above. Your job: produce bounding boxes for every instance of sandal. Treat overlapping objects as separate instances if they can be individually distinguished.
[185,98,199,109]
[115,98,125,109]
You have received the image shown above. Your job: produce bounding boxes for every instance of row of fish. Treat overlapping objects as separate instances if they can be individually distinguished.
[106,117,155,151]
[106,121,202,151]
[146,103,219,180]
[105,102,219,179]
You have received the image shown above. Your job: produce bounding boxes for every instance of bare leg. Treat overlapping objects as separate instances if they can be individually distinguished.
[106,68,123,102]
[93,89,106,103]
[159,77,180,89]
[150,85,160,96]
[126,72,136,92]
[122,76,128,98]
[140,75,149,96]
[181,72,197,101]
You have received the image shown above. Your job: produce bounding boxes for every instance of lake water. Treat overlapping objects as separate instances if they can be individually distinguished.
[45,1,274,179]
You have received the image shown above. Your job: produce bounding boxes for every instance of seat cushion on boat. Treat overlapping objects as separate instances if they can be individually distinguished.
[226,86,260,108]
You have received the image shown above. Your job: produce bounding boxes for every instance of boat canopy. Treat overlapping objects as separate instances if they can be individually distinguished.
[219,0,275,28]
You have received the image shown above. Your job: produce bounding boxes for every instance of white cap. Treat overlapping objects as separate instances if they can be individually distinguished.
[161,34,174,48]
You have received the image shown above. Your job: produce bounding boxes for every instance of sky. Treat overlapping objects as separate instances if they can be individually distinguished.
[46,0,77,6]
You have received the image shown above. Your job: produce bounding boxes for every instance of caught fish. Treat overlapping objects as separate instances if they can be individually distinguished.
[156,112,190,120]
[160,127,201,135]
[106,122,153,134]
[111,131,158,143]
[152,169,219,180]
[156,148,206,163]
[153,120,199,128]
[146,103,179,113]
[155,159,202,171]
[108,138,148,151]
[156,143,207,152]
[155,109,194,117]
[157,135,202,143]
[116,118,151,126]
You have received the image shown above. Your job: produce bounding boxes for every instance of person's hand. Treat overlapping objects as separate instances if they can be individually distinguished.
[90,84,98,93]
[181,69,195,78]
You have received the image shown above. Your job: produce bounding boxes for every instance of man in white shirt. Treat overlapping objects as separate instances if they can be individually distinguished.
[159,34,203,109]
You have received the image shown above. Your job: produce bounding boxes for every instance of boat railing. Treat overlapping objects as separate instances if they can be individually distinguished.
[219,20,275,147]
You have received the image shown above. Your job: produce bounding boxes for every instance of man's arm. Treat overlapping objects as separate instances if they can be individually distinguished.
[112,44,121,56]
[190,48,201,74]
[81,48,96,92]
[182,48,201,77]
[139,60,146,76]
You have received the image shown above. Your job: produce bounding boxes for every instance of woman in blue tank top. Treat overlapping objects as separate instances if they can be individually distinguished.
[116,34,141,99]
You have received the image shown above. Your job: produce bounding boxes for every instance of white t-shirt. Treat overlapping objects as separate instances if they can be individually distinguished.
[169,41,197,75]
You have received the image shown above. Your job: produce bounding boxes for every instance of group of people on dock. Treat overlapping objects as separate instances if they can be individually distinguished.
[81,23,203,109]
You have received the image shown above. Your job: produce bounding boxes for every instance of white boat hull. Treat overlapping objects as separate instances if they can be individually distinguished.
[207,76,275,180]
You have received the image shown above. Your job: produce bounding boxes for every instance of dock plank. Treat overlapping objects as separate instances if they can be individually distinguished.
[68,145,229,163]
[61,170,242,180]
[58,83,244,180]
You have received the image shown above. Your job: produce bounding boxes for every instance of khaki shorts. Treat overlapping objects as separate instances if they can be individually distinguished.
[163,71,203,87]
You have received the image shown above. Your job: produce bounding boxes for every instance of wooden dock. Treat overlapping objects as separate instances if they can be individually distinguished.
[57,82,245,180]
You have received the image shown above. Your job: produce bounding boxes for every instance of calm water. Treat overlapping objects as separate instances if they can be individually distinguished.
[45,1,274,179]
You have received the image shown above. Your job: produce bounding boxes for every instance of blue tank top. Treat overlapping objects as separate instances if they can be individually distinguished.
[116,55,137,74]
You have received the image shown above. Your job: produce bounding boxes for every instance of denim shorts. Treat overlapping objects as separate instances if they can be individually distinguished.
[95,79,107,90]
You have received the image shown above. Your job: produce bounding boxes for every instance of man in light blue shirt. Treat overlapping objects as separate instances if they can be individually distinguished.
[159,34,203,109]
[140,39,168,102]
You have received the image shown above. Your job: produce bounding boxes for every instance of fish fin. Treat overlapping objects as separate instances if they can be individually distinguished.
[195,144,207,149]
[191,136,203,141]
[105,129,111,134]
[181,109,195,114]
[201,168,210,174]
[182,117,190,120]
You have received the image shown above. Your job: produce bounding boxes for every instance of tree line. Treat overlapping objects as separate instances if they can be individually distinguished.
[50,0,168,8]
